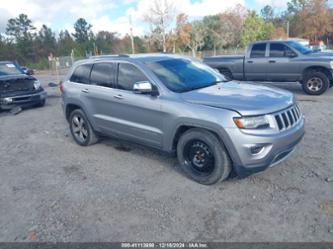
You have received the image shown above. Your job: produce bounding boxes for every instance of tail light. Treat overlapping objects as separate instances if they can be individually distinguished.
[59,81,64,93]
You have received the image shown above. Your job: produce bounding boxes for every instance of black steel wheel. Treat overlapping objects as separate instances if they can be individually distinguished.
[177,128,231,185]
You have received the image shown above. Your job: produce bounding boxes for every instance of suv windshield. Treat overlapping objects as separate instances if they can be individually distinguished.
[286,41,312,54]
[144,58,226,93]
[0,62,23,76]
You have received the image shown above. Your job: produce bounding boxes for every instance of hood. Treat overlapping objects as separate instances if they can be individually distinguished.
[0,74,35,81]
[305,51,333,59]
[180,82,294,116]
[0,74,36,94]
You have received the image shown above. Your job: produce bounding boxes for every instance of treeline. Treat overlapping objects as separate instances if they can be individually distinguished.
[0,0,332,68]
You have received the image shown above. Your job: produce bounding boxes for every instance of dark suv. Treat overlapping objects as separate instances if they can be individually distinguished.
[61,54,304,185]
[0,61,47,110]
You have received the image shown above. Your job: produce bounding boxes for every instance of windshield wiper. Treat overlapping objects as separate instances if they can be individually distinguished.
[181,80,225,92]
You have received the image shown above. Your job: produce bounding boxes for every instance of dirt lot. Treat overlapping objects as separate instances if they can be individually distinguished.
[0,73,332,242]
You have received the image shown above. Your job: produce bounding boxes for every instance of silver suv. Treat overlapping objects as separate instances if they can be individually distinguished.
[61,54,305,185]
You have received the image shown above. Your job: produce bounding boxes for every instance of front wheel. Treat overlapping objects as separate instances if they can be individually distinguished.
[69,109,98,146]
[177,128,231,185]
[302,71,329,95]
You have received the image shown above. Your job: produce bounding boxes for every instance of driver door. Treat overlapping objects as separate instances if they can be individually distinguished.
[107,62,165,148]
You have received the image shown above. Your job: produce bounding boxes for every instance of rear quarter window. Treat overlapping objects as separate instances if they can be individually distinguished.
[70,64,92,84]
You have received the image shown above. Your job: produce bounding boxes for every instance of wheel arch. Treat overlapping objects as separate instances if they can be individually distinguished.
[302,66,332,82]
[65,103,82,121]
[217,67,233,78]
[170,123,241,167]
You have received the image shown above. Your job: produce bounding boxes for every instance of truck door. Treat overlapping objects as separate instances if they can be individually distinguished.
[244,43,268,81]
[266,42,300,81]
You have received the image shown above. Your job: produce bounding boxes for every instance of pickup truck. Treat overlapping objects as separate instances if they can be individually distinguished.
[0,61,47,110]
[203,40,333,95]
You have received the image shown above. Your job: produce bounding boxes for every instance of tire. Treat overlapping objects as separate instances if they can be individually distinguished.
[218,68,233,81]
[69,109,98,146]
[36,99,46,107]
[177,128,231,185]
[302,71,329,95]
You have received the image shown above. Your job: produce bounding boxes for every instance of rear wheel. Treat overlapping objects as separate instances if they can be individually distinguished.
[218,68,233,81]
[177,128,231,185]
[302,71,329,95]
[69,109,98,146]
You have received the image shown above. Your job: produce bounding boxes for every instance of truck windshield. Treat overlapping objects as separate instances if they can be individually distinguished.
[145,58,226,93]
[0,63,23,76]
[286,41,312,55]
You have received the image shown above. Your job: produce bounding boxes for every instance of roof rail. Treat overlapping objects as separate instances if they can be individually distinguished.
[89,54,129,59]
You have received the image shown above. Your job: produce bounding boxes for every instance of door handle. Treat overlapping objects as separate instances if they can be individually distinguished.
[81,89,89,93]
[269,60,276,63]
[113,94,124,100]
[247,60,253,64]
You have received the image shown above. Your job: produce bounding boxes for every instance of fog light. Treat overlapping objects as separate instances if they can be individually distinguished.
[250,145,264,155]
[3,97,13,104]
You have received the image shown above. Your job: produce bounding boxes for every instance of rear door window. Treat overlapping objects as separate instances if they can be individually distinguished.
[90,63,115,88]
[250,43,267,58]
[70,64,92,84]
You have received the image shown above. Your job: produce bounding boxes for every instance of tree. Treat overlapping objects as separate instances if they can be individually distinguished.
[58,30,76,56]
[6,13,35,39]
[285,0,308,37]
[95,31,116,54]
[202,15,222,54]
[144,0,175,52]
[297,0,332,39]
[241,11,275,46]
[72,18,92,44]
[5,14,36,63]
[187,21,206,57]
[261,5,274,21]
[219,5,248,49]
[35,25,56,57]
[175,13,192,52]
[287,0,308,14]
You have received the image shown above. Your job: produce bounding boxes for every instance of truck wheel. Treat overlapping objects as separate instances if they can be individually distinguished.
[177,128,231,185]
[302,71,329,95]
[219,68,233,81]
[69,109,98,146]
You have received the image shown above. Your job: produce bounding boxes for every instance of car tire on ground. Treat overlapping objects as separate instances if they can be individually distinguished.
[302,71,330,95]
[69,109,98,146]
[36,99,46,107]
[177,128,231,185]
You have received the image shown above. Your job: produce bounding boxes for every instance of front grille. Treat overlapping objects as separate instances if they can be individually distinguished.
[274,105,301,131]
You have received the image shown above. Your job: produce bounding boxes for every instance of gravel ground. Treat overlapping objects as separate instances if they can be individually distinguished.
[0,74,332,242]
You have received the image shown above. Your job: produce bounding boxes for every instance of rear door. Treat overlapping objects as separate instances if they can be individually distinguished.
[82,62,120,132]
[68,63,95,121]
[266,42,300,81]
[104,62,164,148]
[244,43,268,81]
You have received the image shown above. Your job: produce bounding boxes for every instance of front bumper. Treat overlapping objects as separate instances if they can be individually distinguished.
[225,116,305,177]
[0,88,47,110]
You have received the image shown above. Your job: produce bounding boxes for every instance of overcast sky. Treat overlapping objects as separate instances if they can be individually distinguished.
[0,0,291,37]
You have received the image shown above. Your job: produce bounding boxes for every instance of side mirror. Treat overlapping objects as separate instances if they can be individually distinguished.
[133,81,154,94]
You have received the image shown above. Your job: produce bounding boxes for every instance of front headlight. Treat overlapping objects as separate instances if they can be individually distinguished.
[34,80,41,90]
[233,115,270,129]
